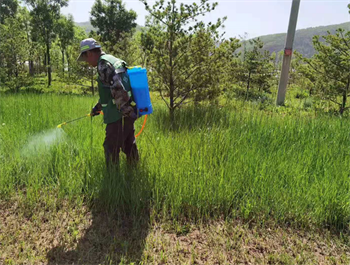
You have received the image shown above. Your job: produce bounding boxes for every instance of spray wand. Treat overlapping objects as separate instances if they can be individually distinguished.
[56,112,148,138]
[57,113,95,128]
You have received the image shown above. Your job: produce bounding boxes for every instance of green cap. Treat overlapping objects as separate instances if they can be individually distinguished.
[77,38,101,61]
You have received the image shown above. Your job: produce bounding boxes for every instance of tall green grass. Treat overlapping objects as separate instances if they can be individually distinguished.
[1,94,350,230]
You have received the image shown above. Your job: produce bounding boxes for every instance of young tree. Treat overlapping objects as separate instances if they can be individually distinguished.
[0,8,31,91]
[189,31,240,104]
[90,0,137,50]
[238,32,249,61]
[236,38,274,99]
[140,29,154,67]
[141,0,239,121]
[0,0,19,73]
[294,52,316,96]
[17,6,43,77]
[21,7,35,76]
[302,29,350,114]
[26,0,68,86]
[64,26,98,93]
[111,31,141,66]
[56,14,75,76]
[254,51,274,93]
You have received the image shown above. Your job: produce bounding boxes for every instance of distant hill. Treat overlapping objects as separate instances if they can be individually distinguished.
[75,21,144,34]
[75,22,96,33]
[240,22,350,58]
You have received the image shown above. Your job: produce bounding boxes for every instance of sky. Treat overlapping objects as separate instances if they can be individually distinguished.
[62,0,350,39]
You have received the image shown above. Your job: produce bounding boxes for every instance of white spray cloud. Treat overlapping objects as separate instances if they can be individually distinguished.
[21,128,66,157]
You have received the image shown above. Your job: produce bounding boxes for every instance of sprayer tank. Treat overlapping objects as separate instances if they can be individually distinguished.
[127,67,153,116]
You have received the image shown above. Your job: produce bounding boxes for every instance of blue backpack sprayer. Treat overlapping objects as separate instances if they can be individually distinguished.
[127,66,153,137]
[57,66,153,138]
[127,66,153,117]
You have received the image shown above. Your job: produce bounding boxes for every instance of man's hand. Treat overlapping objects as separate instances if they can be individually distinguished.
[121,105,137,120]
[91,103,102,117]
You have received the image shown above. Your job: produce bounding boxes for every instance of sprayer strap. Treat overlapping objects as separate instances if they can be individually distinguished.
[115,67,126,74]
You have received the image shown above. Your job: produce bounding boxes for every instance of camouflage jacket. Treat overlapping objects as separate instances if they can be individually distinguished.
[96,54,136,120]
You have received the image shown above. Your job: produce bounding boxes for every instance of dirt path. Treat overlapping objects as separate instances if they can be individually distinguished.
[1,199,350,265]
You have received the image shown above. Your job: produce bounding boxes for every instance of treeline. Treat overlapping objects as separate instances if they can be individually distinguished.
[1,0,350,116]
[0,0,99,93]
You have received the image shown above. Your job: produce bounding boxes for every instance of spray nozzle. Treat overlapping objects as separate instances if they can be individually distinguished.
[57,122,67,128]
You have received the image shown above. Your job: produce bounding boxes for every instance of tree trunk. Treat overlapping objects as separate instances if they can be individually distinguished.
[25,22,34,76]
[169,77,174,124]
[13,54,18,78]
[246,71,251,100]
[169,31,175,126]
[66,51,70,77]
[38,56,41,75]
[44,53,47,76]
[340,92,346,115]
[61,49,65,76]
[170,107,175,127]
[12,54,19,92]
[29,60,34,76]
[46,40,51,87]
[341,77,350,115]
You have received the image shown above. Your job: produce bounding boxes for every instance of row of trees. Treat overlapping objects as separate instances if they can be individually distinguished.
[139,2,350,116]
[0,0,80,89]
[1,0,349,116]
[0,0,278,114]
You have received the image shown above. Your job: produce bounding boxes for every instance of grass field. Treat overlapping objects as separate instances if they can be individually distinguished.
[1,93,350,263]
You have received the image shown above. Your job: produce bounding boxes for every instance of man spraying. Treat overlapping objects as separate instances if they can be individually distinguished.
[77,38,139,166]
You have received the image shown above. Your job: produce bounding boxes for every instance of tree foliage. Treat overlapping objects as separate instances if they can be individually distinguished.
[2,0,348,121]
[0,7,31,91]
[56,14,75,75]
[236,38,275,99]
[25,0,69,86]
[141,0,239,121]
[90,0,137,49]
[0,0,18,24]
[111,31,142,66]
[300,29,350,114]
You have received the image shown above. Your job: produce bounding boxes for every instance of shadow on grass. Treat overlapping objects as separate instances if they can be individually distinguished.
[46,165,152,264]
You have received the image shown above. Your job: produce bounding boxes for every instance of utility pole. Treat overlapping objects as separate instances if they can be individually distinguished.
[276,0,301,106]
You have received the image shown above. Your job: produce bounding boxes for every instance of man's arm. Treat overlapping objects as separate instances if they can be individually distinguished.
[97,59,126,91]
[97,59,135,119]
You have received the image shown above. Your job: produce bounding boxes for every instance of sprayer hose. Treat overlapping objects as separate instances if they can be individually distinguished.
[135,115,148,138]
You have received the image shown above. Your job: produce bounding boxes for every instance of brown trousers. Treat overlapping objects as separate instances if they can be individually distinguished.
[103,117,139,166]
